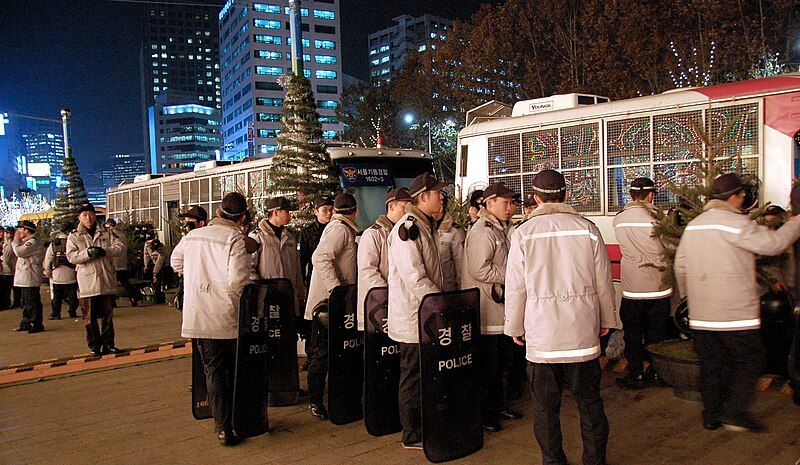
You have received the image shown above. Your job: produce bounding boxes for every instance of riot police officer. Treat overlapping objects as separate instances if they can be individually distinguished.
[304,193,359,421]
[11,220,44,333]
[505,169,619,465]
[613,177,673,388]
[387,172,446,450]
[675,173,800,431]
[44,222,79,319]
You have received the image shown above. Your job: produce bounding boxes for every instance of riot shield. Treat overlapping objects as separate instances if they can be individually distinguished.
[327,284,363,425]
[232,283,271,438]
[418,288,483,463]
[259,278,300,407]
[191,339,212,420]
[363,287,401,437]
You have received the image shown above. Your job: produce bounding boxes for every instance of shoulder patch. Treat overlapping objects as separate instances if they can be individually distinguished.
[398,216,419,241]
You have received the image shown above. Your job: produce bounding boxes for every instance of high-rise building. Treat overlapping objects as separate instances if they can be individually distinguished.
[368,14,452,84]
[22,132,65,200]
[148,94,222,174]
[140,0,225,168]
[108,153,148,187]
[218,0,344,161]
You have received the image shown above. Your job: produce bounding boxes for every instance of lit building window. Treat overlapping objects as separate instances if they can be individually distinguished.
[314,39,336,50]
[380,56,389,63]
[256,66,283,75]
[418,45,426,52]
[253,3,280,13]
[303,69,311,78]
[318,115,338,124]
[371,58,380,66]
[283,6,309,16]
[369,49,378,56]
[315,55,336,64]
[256,50,282,60]
[254,34,282,45]
[287,38,311,47]
[317,100,338,109]
[254,19,281,29]
[379,45,389,52]
[259,144,278,154]
[315,70,336,79]
[313,10,335,20]
[322,130,339,139]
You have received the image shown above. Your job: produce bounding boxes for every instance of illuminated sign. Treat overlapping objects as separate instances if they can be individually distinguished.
[27,163,51,177]
[0,113,8,136]
[163,104,214,116]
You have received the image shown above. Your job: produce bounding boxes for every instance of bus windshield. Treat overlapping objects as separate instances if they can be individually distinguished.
[333,156,434,229]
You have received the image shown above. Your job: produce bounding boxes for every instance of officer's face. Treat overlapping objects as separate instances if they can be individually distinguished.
[78,211,96,229]
[315,205,334,224]
[272,209,291,227]
[487,197,514,222]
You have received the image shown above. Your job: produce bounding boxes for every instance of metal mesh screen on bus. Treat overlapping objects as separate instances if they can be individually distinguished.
[487,134,521,177]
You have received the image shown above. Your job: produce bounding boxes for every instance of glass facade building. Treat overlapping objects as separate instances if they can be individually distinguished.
[148,96,222,174]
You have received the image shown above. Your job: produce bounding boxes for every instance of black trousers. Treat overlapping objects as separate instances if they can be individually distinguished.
[790,312,800,391]
[398,342,422,445]
[116,270,140,304]
[0,274,12,309]
[479,334,505,422]
[12,285,21,308]
[505,336,529,400]
[81,295,116,351]
[51,283,79,317]
[619,297,671,375]
[528,359,609,465]
[196,338,237,433]
[307,317,329,406]
[692,330,764,422]
[19,286,43,329]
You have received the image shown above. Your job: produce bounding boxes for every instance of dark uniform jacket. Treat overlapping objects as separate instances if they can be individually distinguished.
[299,220,327,288]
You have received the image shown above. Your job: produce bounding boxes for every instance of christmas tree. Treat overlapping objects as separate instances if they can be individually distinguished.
[266,73,339,227]
[52,152,89,230]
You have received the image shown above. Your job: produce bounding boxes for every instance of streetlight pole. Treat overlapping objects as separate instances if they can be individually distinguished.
[426,118,432,154]
[60,108,71,159]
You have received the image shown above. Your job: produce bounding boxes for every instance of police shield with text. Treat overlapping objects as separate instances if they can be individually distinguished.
[326,283,363,425]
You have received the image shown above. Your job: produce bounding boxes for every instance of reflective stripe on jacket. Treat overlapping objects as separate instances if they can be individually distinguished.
[504,202,619,363]
[172,218,251,340]
[250,219,305,317]
[304,214,359,320]
[675,200,800,331]
[462,207,509,335]
[613,201,672,299]
[357,215,392,331]
[387,203,443,344]
[66,224,124,298]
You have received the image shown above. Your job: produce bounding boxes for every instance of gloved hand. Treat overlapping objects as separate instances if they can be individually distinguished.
[87,246,107,259]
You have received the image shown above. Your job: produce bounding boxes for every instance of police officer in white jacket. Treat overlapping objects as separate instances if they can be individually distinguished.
[436,196,465,292]
[675,173,800,432]
[67,204,125,353]
[357,187,412,330]
[250,196,305,318]
[171,192,251,446]
[104,219,140,307]
[0,227,16,309]
[304,193,359,421]
[12,221,44,333]
[462,182,523,432]
[613,177,673,389]
[387,172,446,450]
[44,223,79,319]
[505,170,619,465]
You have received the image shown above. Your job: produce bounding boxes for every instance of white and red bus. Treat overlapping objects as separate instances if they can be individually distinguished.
[457,74,800,275]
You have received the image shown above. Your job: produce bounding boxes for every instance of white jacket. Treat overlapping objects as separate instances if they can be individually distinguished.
[172,218,251,340]
[613,201,672,299]
[110,228,129,271]
[250,219,305,317]
[504,203,620,364]
[357,215,393,330]
[304,214,359,320]
[387,203,443,344]
[2,239,16,276]
[438,214,465,292]
[143,240,165,275]
[462,207,509,335]
[12,236,44,288]
[43,233,77,284]
[67,223,124,298]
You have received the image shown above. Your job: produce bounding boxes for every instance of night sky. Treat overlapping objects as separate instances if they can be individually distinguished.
[0,0,497,182]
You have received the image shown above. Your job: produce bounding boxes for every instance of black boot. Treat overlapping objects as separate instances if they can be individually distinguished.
[615,372,646,389]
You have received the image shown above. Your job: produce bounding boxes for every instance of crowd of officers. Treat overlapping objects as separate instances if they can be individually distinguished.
[0,204,169,355]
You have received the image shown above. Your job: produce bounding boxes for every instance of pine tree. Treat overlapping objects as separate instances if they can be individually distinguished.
[267,73,339,227]
[52,153,89,230]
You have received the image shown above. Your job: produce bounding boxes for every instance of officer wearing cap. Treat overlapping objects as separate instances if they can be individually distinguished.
[300,195,335,288]
[304,192,359,421]
[675,172,800,432]
[468,189,484,227]
[171,192,252,446]
[43,222,79,320]
[179,205,209,233]
[387,171,446,450]
[143,234,166,300]
[103,219,140,307]
[505,169,619,465]
[435,195,465,292]
[67,204,126,353]
[357,187,412,330]
[522,194,538,218]
[250,196,305,318]
[462,182,523,432]
[1,226,17,309]
[11,220,45,333]
[613,177,673,389]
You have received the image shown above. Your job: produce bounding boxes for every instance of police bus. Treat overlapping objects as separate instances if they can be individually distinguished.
[105,146,434,247]
[456,74,800,258]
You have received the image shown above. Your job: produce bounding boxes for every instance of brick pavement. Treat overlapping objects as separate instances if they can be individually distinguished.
[1,356,799,465]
